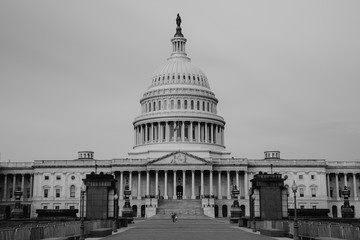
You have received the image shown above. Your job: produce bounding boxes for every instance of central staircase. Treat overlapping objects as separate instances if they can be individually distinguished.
[152,199,207,219]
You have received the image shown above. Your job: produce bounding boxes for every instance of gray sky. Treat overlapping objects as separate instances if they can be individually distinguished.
[1,1,359,162]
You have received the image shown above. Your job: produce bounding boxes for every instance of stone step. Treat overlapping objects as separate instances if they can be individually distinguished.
[158,199,202,209]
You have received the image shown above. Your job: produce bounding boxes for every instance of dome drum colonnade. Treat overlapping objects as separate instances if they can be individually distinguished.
[131,14,226,155]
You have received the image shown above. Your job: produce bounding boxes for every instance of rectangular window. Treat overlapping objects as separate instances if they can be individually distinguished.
[44,175,49,180]
[44,189,49,198]
[311,188,316,197]
[43,205,48,209]
[56,175,61,180]
[55,205,60,210]
[56,189,60,198]
[312,205,317,209]
[300,205,305,209]
[299,188,304,197]
[69,206,75,210]
[299,175,303,180]
[311,175,315,180]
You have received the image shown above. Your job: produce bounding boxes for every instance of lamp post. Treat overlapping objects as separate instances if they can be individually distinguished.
[113,193,119,232]
[80,182,87,240]
[252,196,256,232]
[291,181,299,240]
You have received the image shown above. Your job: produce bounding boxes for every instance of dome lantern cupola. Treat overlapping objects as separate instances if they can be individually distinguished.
[169,14,189,60]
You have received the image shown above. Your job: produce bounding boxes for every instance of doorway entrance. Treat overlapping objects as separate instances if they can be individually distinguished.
[176,185,183,199]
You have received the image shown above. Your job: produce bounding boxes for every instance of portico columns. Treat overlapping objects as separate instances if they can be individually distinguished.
[218,171,222,199]
[191,170,195,199]
[244,171,249,199]
[197,122,201,142]
[3,174,7,200]
[182,170,186,199]
[227,171,231,199]
[145,124,148,143]
[137,171,141,200]
[181,121,185,141]
[335,173,340,200]
[209,170,213,196]
[205,123,208,143]
[119,172,124,199]
[21,174,25,200]
[344,173,348,187]
[190,122,193,142]
[353,174,358,200]
[146,171,150,197]
[326,174,330,198]
[12,174,16,199]
[29,174,33,198]
[166,122,170,142]
[173,171,177,199]
[164,171,168,199]
[200,170,204,197]
[155,171,159,198]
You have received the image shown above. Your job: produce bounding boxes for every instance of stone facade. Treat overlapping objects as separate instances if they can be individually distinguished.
[0,17,359,219]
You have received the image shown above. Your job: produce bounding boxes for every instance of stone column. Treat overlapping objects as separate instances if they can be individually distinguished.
[197,122,201,142]
[137,171,141,200]
[244,171,249,199]
[227,171,231,199]
[166,122,169,142]
[173,171,177,199]
[164,171,168,199]
[200,170,204,197]
[145,124,148,143]
[119,171,124,199]
[146,171,150,197]
[353,174,358,200]
[209,123,213,143]
[174,122,178,142]
[129,171,133,199]
[158,122,162,142]
[326,174,331,198]
[21,174,25,200]
[155,170,159,198]
[218,171,222,199]
[29,174,33,198]
[190,121,193,142]
[12,174,16,199]
[191,170,195,199]
[134,127,136,146]
[344,173,348,187]
[205,123,208,143]
[181,121,185,142]
[335,173,340,200]
[3,174,7,200]
[236,171,239,190]
[182,170,186,199]
[151,123,154,142]
[209,170,213,196]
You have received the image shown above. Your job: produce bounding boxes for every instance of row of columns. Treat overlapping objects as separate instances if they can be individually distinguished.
[1,174,33,201]
[326,173,359,200]
[134,121,224,146]
[116,170,248,200]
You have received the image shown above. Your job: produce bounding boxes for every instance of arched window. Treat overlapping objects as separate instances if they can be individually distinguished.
[164,100,167,110]
[158,101,161,110]
[149,102,151,112]
[202,102,205,111]
[197,101,200,110]
[70,185,75,198]
[177,100,181,109]
[184,100,187,109]
[191,100,194,110]
[207,102,209,111]
[171,100,174,109]
[153,101,156,111]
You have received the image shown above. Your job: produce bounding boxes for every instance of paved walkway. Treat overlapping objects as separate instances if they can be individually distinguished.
[87,218,292,240]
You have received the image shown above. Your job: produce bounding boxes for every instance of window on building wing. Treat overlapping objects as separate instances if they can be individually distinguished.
[70,185,75,198]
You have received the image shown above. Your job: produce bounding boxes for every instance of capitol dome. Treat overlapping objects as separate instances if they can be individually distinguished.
[129,15,230,159]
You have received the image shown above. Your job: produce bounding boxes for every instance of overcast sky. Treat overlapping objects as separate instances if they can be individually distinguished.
[0,1,359,162]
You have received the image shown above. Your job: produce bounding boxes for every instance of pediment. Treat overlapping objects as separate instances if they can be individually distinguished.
[148,151,209,165]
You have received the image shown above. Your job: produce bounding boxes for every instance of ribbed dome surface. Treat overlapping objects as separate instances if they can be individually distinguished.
[149,59,210,89]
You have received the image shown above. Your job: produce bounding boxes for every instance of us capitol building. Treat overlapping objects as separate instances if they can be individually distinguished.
[1,16,359,219]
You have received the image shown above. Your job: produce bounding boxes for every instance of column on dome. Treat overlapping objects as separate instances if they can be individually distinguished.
[205,123,208,143]
[151,123,154,143]
[145,124,148,144]
[197,122,201,143]
[181,121,185,142]
[137,171,141,199]
[174,121,177,142]
[173,171,177,199]
[164,170,168,199]
[134,127,136,146]
[209,123,213,143]
[353,174,358,200]
[218,171,222,199]
[166,122,169,142]
[190,121,193,142]
[182,170,186,199]
[335,173,340,200]
[158,122,162,142]
[191,170,195,199]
